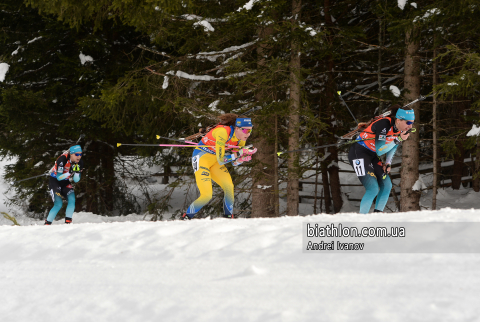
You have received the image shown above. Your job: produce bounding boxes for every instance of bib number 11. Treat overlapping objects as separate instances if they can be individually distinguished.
[353,158,365,177]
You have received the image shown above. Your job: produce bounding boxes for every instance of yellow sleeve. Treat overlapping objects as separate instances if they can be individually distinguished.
[212,127,229,164]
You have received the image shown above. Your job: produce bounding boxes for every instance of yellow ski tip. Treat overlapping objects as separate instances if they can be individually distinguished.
[117,143,122,147]
[277,152,283,156]
[337,91,341,95]
[156,135,160,139]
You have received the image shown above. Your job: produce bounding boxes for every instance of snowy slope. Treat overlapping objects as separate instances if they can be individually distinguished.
[1,210,480,322]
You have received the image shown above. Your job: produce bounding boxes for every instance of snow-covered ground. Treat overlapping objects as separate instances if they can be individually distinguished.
[2,158,480,321]
[1,211,480,322]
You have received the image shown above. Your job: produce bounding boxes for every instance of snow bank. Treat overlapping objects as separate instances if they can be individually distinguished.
[412,177,427,191]
[1,210,480,321]
[0,63,10,82]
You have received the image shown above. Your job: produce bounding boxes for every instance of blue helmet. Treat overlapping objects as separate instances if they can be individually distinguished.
[69,145,82,154]
[396,108,415,121]
[235,118,253,127]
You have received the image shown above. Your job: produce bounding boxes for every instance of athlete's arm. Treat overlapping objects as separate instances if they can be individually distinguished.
[374,119,396,157]
[384,144,398,165]
[212,128,234,165]
[54,156,71,181]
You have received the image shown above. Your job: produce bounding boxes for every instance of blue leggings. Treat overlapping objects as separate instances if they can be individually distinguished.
[348,143,393,214]
[47,192,75,222]
[359,170,392,214]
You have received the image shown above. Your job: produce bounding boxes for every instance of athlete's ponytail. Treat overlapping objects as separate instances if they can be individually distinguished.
[218,113,238,126]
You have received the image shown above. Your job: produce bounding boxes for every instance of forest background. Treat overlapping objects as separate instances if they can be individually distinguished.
[1,0,480,219]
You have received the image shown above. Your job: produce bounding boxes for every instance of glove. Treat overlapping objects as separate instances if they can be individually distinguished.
[238,146,257,156]
[72,164,81,173]
[232,155,252,166]
[237,155,251,162]
[382,164,391,179]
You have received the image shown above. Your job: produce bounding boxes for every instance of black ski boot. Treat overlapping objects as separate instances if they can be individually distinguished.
[181,213,191,220]
[44,220,52,225]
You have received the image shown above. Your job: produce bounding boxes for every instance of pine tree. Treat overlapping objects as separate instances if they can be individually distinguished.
[0,0,145,216]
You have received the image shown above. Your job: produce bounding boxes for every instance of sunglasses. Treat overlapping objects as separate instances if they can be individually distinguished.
[406,121,414,125]
[239,128,253,134]
[74,153,83,157]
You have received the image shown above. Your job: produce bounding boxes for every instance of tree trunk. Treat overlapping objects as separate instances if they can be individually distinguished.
[432,45,438,210]
[473,137,480,192]
[451,143,465,190]
[400,28,421,212]
[251,25,277,218]
[286,0,302,216]
[321,159,332,213]
[323,0,343,213]
[452,101,468,190]
[378,8,383,111]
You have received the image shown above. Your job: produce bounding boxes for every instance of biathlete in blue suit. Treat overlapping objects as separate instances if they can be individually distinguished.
[45,145,84,225]
[348,105,414,214]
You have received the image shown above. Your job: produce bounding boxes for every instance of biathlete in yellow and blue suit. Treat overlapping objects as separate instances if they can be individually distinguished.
[182,114,257,220]
[347,105,414,214]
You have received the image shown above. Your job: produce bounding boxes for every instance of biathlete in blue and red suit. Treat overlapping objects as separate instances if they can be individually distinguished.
[348,105,414,214]
[45,145,84,225]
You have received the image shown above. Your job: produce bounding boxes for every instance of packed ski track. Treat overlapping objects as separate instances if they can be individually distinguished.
[1,161,480,321]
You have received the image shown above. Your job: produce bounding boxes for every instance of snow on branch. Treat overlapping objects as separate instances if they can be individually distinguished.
[237,0,262,12]
[137,45,172,58]
[397,0,407,10]
[79,52,94,65]
[467,125,480,137]
[176,70,223,81]
[413,9,441,23]
[193,20,215,32]
[193,41,257,62]
[0,63,10,82]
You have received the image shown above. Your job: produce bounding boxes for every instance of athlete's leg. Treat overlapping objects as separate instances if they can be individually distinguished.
[65,191,75,223]
[46,194,63,223]
[46,177,64,223]
[210,163,234,217]
[186,153,217,218]
[374,164,393,211]
[348,144,380,214]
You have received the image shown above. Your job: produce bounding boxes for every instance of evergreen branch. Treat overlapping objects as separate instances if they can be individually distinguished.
[1,212,20,226]
[13,62,52,79]
[145,67,167,77]
[343,90,391,102]
[137,45,172,58]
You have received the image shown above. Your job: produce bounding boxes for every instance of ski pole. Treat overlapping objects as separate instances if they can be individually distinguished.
[118,143,202,148]
[277,127,416,157]
[276,139,370,156]
[156,135,197,145]
[10,173,49,185]
[155,135,241,149]
[401,95,427,109]
[337,91,359,126]
[117,143,238,149]
[76,134,85,144]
